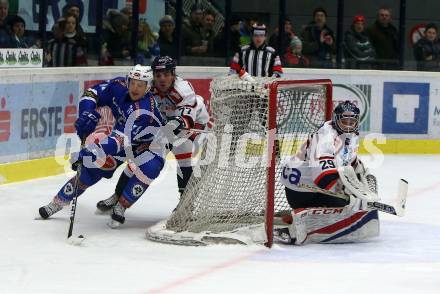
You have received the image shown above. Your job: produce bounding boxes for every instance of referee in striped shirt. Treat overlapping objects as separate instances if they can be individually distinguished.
[229,23,283,81]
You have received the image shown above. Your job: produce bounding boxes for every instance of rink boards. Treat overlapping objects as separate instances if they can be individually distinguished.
[1,66,440,184]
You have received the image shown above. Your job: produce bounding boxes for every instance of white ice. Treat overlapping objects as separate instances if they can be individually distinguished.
[0,155,439,294]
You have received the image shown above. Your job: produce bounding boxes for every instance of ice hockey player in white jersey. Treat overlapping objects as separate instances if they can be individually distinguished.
[277,100,379,245]
[96,56,211,212]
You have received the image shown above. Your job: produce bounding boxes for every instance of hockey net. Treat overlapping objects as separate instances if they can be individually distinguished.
[146,76,332,247]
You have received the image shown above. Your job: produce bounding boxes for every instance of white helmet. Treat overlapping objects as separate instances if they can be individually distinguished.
[126,64,153,91]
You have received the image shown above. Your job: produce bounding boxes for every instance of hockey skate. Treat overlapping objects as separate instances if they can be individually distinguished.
[273,227,295,245]
[38,196,69,219]
[107,202,126,229]
[96,193,119,214]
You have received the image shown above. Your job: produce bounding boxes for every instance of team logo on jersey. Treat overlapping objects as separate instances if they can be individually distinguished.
[132,184,144,197]
[64,182,74,195]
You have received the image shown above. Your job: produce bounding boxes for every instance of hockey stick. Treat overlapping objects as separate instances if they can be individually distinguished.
[182,128,213,134]
[67,138,86,245]
[297,179,408,217]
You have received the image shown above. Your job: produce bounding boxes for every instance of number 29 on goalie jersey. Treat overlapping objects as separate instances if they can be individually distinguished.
[281,157,339,192]
[281,121,359,192]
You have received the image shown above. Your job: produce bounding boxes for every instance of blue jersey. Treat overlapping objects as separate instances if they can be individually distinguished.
[79,77,165,154]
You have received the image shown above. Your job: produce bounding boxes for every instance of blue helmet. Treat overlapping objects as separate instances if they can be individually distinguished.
[151,56,176,75]
[332,100,360,134]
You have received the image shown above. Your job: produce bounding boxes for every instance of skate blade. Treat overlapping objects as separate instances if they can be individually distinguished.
[107,219,122,229]
[95,209,112,215]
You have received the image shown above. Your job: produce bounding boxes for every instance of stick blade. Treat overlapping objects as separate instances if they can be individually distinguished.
[394,179,408,217]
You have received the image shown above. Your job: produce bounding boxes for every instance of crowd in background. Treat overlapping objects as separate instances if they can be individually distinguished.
[0,0,440,71]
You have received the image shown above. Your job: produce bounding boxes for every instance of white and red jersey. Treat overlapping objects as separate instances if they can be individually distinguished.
[193,94,210,129]
[152,76,197,129]
[281,121,359,192]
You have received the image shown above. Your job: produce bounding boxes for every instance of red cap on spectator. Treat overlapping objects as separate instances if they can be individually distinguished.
[352,15,365,24]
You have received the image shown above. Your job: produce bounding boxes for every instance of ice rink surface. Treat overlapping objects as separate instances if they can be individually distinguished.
[1,155,439,294]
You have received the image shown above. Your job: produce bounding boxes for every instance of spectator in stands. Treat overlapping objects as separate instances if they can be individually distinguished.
[300,7,336,68]
[158,15,178,59]
[344,15,376,69]
[45,21,64,66]
[136,19,159,64]
[200,9,216,56]
[366,6,399,70]
[230,23,283,79]
[213,16,241,57]
[100,9,131,64]
[45,15,87,67]
[183,3,203,32]
[7,15,29,48]
[0,0,10,48]
[269,18,296,56]
[62,2,86,42]
[182,3,203,55]
[413,23,440,71]
[283,36,310,68]
[120,5,133,50]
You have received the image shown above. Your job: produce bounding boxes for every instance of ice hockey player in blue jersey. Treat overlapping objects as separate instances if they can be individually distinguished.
[96,56,210,213]
[38,65,174,228]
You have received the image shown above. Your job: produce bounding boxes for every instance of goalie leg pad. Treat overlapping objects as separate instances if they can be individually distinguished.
[289,207,380,245]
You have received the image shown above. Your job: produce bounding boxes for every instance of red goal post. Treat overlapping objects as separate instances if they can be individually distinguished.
[265,79,333,247]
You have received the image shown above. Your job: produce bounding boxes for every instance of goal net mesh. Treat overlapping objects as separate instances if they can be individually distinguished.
[146,76,331,246]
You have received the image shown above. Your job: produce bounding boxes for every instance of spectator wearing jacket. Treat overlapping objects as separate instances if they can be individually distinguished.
[300,7,336,68]
[366,6,399,69]
[158,15,178,59]
[413,23,440,71]
[45,15,87,67]
[283,36,310,68]
[344,15,376,69]
[269,18,296,57]
[7,15,29,48]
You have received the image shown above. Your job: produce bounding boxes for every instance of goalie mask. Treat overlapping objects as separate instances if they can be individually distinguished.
[332,100,360,134]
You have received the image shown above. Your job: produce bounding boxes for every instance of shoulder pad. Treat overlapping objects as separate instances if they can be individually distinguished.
[110,77,127,87]
[173,78,196,100]
[265,46,276,53]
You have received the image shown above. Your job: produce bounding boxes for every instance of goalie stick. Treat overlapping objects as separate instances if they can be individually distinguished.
[297,178,408,217]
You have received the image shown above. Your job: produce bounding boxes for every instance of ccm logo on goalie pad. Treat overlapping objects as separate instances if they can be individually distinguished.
[282,167,301,185]
[309,208,344,215]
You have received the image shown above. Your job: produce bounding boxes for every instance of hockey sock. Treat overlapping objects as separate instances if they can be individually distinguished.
[115,171,131,196]
[177,166,193,195]
[57,177,89,202]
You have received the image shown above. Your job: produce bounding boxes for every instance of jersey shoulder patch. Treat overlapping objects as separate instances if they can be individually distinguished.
[110,77,127,88]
